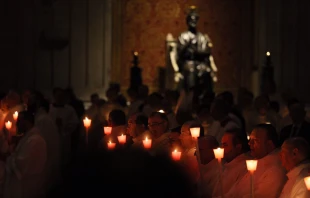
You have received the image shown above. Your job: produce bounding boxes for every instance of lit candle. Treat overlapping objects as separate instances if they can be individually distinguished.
[171,149,181,161]
[247,135,250,140]
[304,176,310,190]
[143,137,152,149]
[246,160,258,174]
[13,111,18,121]
[134,51,138,56]
[5,121,12,130]
[213,147,224,161]
[107,141,116,150]
[117,134,126,144]
[104,126,112,135]
[83,117,91,129]
[158,109,165,113]
[190,127,200,139]
[266,51,270,56]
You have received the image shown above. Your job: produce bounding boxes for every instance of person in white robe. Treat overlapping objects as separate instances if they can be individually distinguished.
[279,137,310,198]
[212,128,252,197]
[49,88,78,170]
[127,113,148,148]
[4,111,47,198]
[127,88,144,117]
[27,92,61,193]
[224,124,287,198]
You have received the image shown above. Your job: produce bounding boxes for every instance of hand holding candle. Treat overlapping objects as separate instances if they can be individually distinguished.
[304,176,310,190]
[83,117,91,129]
[5,121,12,130]
[13,111,18,121]
[107,141,116,150]
[246,160,258,174]
[117,134,126,144]
[143,137,152,149]
[104,126,112,135]
[190,127,200,139]
[172,149,181,161]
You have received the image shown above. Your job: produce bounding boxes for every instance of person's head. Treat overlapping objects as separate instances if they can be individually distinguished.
[280,137,310,172]
[5,90,21,109]
[106,88,118,102]
[210,99,231,121]
[127,113,148,138]
[217,91,234,107]
[198,135,219,164]
[269,101,280,113]
[289,103,306,125]
[16,111,35,134]
[148,112,169,139]
[27,91,49,114]
[254,95,270,115]
[146,92,164,110]
[90,93,99,106]
[186,6,199,30]
[237,88,253,108]
[222,128,250,163]
[108,109,126,127]
[197,104,211,122]
[53,87,66,105]
[179,121,197,149]
[248,124,279,159]
[127,87,139,103]
[22,90,32,106]
[138,84,149,100]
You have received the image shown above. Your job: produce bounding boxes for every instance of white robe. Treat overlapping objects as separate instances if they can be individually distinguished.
[279,162,310,198]
[34,108,61,191]
[212,153,252,197]
[150,132,171,156]
[4,127,47,198]
[225,149,287,198]
[200,159,220,198]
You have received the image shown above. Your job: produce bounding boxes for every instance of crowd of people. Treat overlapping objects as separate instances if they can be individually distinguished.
[0,82,309,198]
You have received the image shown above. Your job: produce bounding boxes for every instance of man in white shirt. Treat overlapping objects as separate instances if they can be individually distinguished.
[27,92,61,193]
[279,137,310,198]
[127,113,148,148]
[213,128,252,197]
[4,111,47,198]
[225,124,287,198]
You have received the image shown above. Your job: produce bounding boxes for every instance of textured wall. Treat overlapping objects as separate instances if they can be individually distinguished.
[121,0,254,91]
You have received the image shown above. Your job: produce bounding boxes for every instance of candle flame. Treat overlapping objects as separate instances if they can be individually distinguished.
[174,149,177,152]
[109,141,111,144]
[121,134,124,136]
[84,117,89,121]
[134,51,138,56]
[158,109,165,113]
[7,121,11,124]
[266,51,270,56]
[145,137,148,141]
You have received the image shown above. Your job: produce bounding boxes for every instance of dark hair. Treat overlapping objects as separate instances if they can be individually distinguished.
[225,128,250,152]
[109,109,126,126]
[284,137,310,159]
[135,114,148,129]
[217,91,234,107]
[32,91,50,112]
[269,101,280,113]
[90,93,99,99]
[253,124,279,147]
[19,111,35,125]
[149,112,168,122]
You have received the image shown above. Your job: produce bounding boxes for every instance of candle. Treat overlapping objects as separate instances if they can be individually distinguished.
[5,121,12,130]
[104,126,112,135]
[117,134,126,144]
[134,51,138,56]
[171,149,181,161]
[143,137,152,149]
[83,117,91,128]
[246,160,258,173]
[304,176,310,190]
[190,127,200,138]
[107,141,116,150]
[213,147,224,160]
[247,135,250,140]
[266,51,270,56]
[158,109,165,113]
[13,111,18,121]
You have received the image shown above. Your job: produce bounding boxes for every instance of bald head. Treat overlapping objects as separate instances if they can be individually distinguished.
[283,137,310,159]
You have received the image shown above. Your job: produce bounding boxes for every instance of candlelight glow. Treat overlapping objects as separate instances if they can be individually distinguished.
[134,51,138,56]
[13,111,18,121]
[117,134,126,144]
[158,109,165,113]
[246,160,258,173]
[304,176,310,190]
[213,147,224,159]
[266,51,270,56]
[107,141,116,150]
[104,126,112,135]
[172,149,181,161]
[190,127,200,138]
[247,135,250,140]
[83,117,91,128]
[5,121,12,130]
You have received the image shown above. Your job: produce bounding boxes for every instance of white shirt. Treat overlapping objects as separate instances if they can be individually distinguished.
[225,149,287,198]
[200,159,220,198]
[279,162,310,198]
[35,108,61,191]
[213,153,252,197]
[150,132,171,156]
[4,127,47,198]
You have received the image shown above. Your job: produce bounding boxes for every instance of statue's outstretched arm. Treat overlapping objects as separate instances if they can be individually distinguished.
[169,42,183,82]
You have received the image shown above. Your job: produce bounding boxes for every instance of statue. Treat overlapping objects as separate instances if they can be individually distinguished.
[172,6,218,92]
[129,51,143,90]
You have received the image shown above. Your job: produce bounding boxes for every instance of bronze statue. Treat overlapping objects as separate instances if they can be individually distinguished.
[173,6,217,91]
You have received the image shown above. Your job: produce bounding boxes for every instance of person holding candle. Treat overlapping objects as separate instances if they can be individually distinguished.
[212,128,252,197]
[225,124,287,198]
[127,113,149,148]
[279,137,310,198]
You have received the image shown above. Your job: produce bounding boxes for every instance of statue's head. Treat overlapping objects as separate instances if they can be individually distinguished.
[186,6,199,29]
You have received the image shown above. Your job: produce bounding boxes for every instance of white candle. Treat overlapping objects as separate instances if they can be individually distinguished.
[13,111,18,121]
[83,117,91,128]
[213,147,224,160]
[171,149,181,161]
[107,141,116,150]
[104,126,112,135]
[5,121,12,130]
[246,160,258,173]
[143,137,152,149]
[117,134,126,144]
[304,176,310,190]
[190,127,200,138]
